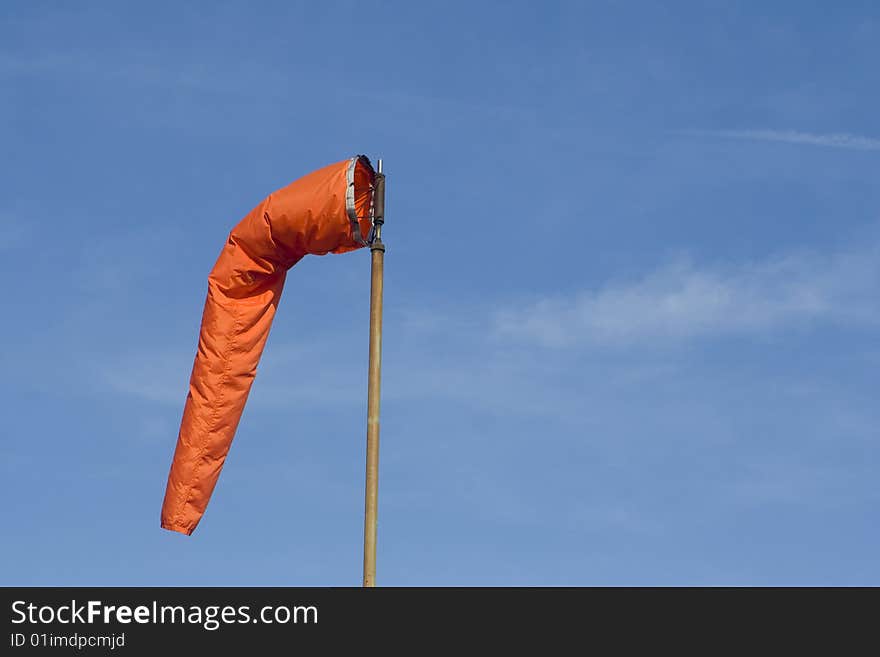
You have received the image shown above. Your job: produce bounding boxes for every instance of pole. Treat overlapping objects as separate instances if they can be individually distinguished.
[363,158,385,587]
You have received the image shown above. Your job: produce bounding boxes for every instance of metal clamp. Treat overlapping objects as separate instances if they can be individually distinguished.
[369,158,385,250]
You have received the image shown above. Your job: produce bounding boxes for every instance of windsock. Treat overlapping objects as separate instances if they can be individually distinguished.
[161,156,376,535]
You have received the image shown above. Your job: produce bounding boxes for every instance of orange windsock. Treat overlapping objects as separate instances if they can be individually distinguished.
[161,156,375,535]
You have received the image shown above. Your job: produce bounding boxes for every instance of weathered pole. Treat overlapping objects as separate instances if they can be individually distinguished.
[363,158,385,587]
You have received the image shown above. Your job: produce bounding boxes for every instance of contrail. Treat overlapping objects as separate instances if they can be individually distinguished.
[682,129,880,151]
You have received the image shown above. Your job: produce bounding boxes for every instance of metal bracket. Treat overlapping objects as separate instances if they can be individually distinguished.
[369,158,385,249]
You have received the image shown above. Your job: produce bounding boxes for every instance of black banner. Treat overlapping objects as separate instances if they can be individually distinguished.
[2,587,875,653]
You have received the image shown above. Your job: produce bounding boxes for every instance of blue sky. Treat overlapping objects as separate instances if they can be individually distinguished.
[1,1,878,585]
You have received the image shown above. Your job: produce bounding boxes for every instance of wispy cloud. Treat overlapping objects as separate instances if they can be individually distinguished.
[684,129,880,151]
[103,239,880,417]
[495,244,880,347]
[101,348,193,405]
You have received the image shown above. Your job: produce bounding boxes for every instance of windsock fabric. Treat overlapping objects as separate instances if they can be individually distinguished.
[161,156,375,535]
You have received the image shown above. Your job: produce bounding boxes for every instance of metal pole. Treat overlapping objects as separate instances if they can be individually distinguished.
[363,158,385,587]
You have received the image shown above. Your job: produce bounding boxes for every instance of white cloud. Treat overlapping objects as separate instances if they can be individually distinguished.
[685,129,880,151]
[495,245,880,347]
